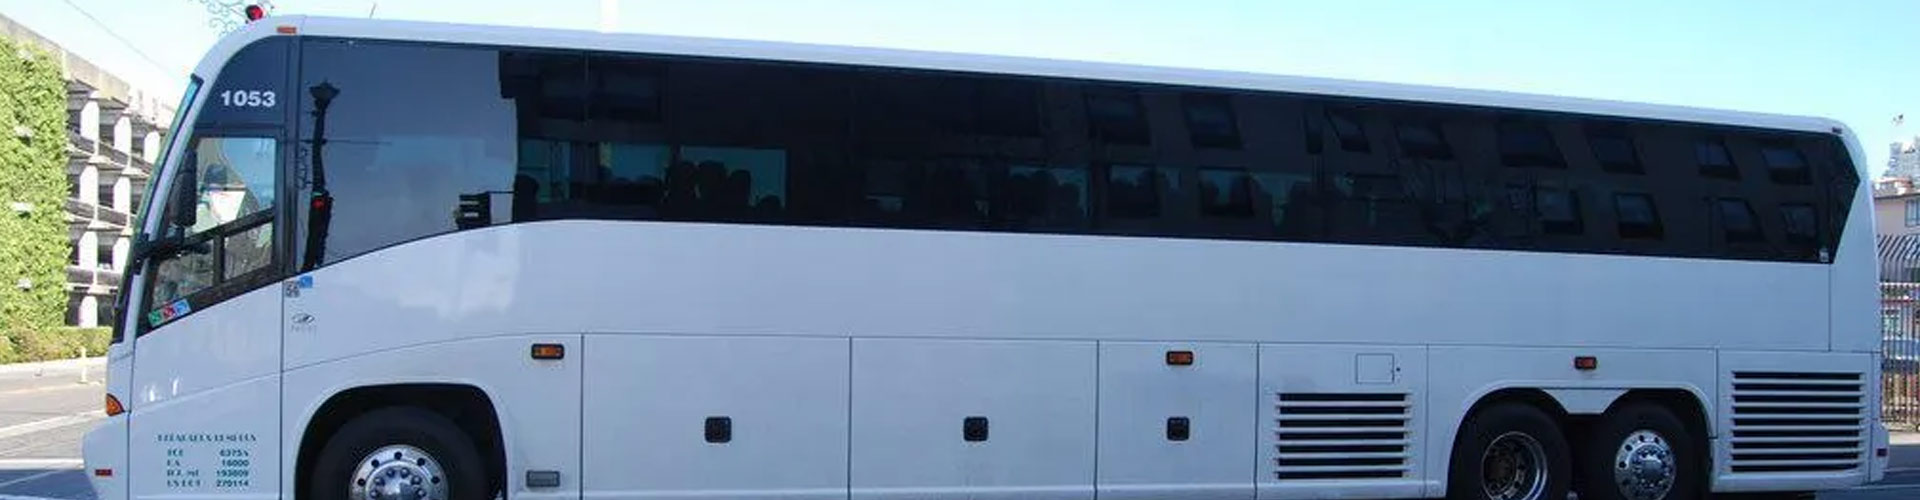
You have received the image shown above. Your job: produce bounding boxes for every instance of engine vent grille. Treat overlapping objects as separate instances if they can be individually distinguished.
[1273,392,1411,480]
[1729,371,1865,473]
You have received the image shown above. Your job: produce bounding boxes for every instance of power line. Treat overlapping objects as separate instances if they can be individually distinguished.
[56,0,177,75]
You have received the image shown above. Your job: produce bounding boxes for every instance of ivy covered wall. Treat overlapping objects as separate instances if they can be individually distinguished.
[0,37,73,361]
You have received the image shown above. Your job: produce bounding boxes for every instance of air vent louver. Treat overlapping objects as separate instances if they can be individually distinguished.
[1273,392,1411,480]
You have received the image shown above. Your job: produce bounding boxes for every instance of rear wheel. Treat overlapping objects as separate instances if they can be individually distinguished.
[1447,403,1572,500]
[310,407,488,500]
[1578,402,1702,500]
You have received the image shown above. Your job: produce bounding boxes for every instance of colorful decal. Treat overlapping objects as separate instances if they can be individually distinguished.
[148,299,192,327]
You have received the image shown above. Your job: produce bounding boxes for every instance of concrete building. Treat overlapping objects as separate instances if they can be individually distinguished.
[1894,137,1920,180]
[2,13,174,327]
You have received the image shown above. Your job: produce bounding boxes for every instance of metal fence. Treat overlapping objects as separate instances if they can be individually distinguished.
[1882,234,1920,429]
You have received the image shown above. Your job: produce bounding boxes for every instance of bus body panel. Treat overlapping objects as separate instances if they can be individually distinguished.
[1830,129,1879,354]
[1423,346,1717,495]
[279,334,582,500]
[127,285,282,500]
[1712,350,1875,492]
[1259,344,1428,500]
[1095,342,1257,500]
[581,335,851,500]
[83,342,138,500]
[849,339,1097,500]
[281,221,1827,361]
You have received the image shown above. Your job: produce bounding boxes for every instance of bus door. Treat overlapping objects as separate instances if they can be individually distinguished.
[126,36,293,500]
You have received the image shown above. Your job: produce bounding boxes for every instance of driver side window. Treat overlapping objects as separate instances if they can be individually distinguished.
[146,136,279,325]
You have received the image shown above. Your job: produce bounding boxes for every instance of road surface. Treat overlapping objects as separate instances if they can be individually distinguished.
[2,359,1917,499]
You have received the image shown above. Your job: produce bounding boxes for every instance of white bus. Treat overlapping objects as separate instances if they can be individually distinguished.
[85,14,1887,500]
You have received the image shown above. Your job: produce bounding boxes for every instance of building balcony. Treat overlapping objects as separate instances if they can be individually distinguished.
[65,265,122,296]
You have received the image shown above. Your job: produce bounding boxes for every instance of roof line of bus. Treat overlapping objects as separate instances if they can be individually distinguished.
[200,15,1850,138]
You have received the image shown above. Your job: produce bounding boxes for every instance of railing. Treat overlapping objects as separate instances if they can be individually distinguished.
[1881,235,1920,429]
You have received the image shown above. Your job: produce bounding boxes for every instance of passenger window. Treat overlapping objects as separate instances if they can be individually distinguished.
[147,136,279,321]
[1696,139,1739,180]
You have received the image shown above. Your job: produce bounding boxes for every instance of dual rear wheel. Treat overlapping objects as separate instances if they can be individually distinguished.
[1448,401,1702,500]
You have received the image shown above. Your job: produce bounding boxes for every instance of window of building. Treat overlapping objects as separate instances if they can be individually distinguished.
[1303,108,1325,155]
[1587,125,1641,173]
[1085,88,1149,145]
[1780,203,1819,255]
[1199,168,1255,218]
[1499,121,1564,167]
[1395,119,1452,160]
[1717,198,1762,242]
[1107,165,1180,219]
[1182,93,1241,149]
[1536,187,1583,235]
[1761,143,1812,185]
[1327,109,1370,152]
[1696,138,1739,180]
[1612,192,1663,240]
[1905,199,1919,227]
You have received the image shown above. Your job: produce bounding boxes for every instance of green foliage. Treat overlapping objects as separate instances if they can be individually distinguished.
[0,38,76,362]
[7,327,109,362]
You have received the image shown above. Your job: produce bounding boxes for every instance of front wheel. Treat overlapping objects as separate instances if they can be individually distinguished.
[310,407,489,500]
[1447,403,1572,500]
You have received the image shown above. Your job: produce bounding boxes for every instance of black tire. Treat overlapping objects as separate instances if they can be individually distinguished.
[1578,402,1702,500]
[309,407,489,500]
[1447,402,1572,500]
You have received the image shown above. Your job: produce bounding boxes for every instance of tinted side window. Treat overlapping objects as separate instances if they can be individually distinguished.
[297,41,581,268]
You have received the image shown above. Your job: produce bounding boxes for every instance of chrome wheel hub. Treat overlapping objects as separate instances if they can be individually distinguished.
[1613,429,1677,500]
[1481,431,1549,500]
[349,445,448,500]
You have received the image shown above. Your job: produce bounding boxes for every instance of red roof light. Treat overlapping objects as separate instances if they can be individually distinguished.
[244,5,267,22]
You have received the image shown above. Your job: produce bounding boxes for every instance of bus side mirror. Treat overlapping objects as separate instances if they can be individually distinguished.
[169,162,198,229]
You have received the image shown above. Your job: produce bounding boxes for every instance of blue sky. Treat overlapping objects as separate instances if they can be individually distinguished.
[6,0,1916,173]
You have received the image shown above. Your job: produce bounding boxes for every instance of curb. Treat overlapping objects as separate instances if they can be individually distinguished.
[0,357,105,378]
[1895,432,1920,446]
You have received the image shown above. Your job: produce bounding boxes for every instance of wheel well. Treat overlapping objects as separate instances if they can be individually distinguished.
[295,384,506,500]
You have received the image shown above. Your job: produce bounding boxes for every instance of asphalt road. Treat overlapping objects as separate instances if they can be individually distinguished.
[1,364,1916,500]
